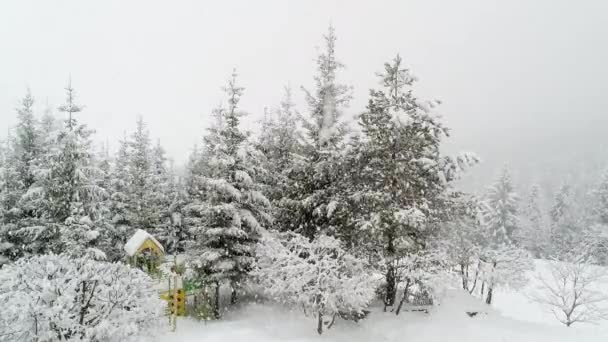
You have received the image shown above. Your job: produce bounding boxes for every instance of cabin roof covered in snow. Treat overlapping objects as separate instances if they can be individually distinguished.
[124,229,164,256]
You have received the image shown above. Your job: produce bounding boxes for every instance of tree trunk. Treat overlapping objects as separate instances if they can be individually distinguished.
[317,311,323,335]
[395,279,411,315]
[230,281,238,305]
[384,261,397,310]
[485,286,493,305]
[460,264,468,291]
[214,282,221,319]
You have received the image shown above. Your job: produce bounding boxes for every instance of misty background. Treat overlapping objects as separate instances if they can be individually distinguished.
[1,0,607,197]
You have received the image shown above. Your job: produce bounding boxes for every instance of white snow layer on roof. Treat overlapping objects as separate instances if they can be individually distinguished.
[124,229,164,256]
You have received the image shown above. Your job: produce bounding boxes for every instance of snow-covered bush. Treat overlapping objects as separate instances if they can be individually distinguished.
[253,231,378,334]
[480,244,533,303]
[0,254,165,341]
[393,249,452,314]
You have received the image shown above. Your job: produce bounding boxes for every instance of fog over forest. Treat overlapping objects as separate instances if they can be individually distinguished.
[2,0,607,198]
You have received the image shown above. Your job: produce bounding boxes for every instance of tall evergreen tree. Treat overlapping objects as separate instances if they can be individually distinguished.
[256,87,301,223]
[549,183,580,258]
[127,117,154,230]
[350,54,466,308]
[280,25,352,239]
[483,168,519,244]
[41,82,105,256]
[186,71,271,317]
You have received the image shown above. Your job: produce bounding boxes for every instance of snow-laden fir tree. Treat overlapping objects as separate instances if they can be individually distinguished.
[256,86,302,225]
[549,183,580,258]
[0,137,23,262]
[1,91,62,259]
[279,25,352,240]
[593,170,608,225]
[185,70,271,317]
[104,133,133,260]
[163,175,191,254]
[13,90,42,196]
[40,82,107,256]
[483,167,519,244]
[586,170,608,264]
[349,54,477,309]
[519,184,548,257]
[256,86,300,194]
[480,168,532,304]
[149,139,175,247]
[127,117,155,230]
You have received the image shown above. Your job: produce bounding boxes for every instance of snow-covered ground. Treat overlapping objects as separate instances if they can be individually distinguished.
[158,302,599,342]
[495,259,608,335]
[156,260,608,342]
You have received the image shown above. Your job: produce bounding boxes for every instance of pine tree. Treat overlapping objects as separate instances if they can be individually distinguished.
[549,183,579,258]
[149,140,174,248]
[127,117,154,230]
[481,168,528,304]
[43,82,105,255]
[593,170,608,225]
[520,184,547,257]
[256,86,301,224]
[186,70,271,316]
[350,54,457,309]
[14,90,42,193]
[483,168,519,244]
[280,25,352,240]
[0,136,23,261]
[164,175,190,254]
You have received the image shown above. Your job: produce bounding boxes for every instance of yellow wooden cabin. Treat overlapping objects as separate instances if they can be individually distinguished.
[124,229,165,275]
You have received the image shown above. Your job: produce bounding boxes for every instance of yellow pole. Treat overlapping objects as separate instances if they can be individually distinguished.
[171,255,178,331]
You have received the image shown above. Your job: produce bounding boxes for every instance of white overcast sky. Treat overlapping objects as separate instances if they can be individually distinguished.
[1,0,607,192]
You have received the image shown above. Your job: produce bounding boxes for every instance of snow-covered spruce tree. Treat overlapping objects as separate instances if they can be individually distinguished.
[0,254,166,341]
[585,170,608,264]
[40,82,107,256]
[127,117,155,231]
[104,134,133,260]
[185,70,271,317]
[278,25,352,242]
[0,91,48,260]
[253,231,378,334]
[256,86,301,210]
[13,89,43,198]
[549,183,581,258]
[349,55,477,309]
[0,137,23,262]
[149,139,175,247]
[519,184,549,258]
[593,169,608,225]
[480,169,532,304]
[45,82,106,222]
[163,175,190,254]
[483,167,520,244]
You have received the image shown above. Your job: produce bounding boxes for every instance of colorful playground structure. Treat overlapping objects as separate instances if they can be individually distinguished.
[124,229,212,327]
